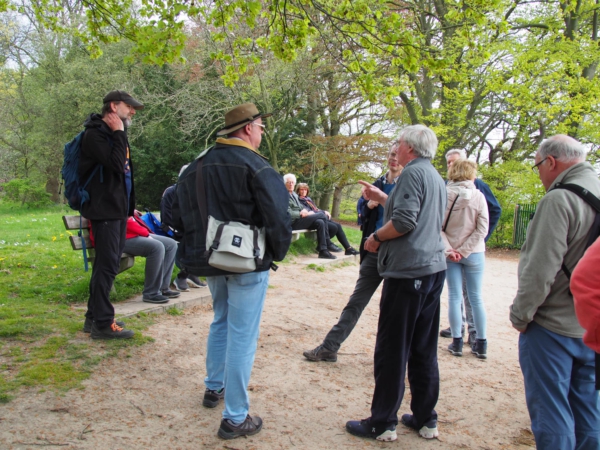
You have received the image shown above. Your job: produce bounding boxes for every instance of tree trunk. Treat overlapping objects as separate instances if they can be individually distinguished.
[318,189,333,212]
[330,185,344,219]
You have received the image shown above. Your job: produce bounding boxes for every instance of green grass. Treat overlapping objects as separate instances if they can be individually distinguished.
[0,201,155,402]
[0,202,362,402]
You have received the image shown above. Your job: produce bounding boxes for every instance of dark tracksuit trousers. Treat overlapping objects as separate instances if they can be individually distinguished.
[86,219,126,328]
[322,252,382,352]
[292,212,331,251]
[370,270,446,429]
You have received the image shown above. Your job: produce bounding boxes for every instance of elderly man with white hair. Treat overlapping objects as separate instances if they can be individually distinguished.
[510,135,600,449]
[346,125,447,442]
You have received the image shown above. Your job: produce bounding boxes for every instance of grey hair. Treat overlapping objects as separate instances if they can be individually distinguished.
[178,164,190,178]
[538,135,587,162]
[283,173,296,183]
[445,148,467,160]
[397,125,438,159]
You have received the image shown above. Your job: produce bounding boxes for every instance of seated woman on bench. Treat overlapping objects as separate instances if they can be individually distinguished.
[296,183,359,256]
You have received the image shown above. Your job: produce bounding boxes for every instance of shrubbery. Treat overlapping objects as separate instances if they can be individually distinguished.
[2,179,52,208]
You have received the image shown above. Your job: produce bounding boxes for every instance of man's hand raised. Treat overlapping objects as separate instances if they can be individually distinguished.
[103,112,124,131]
[358,181,388,206]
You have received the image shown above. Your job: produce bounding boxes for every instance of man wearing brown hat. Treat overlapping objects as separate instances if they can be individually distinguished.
[80,90,144,339]
[173,103,292,439]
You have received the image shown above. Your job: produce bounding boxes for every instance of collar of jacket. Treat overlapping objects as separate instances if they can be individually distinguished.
[215,137,267,160]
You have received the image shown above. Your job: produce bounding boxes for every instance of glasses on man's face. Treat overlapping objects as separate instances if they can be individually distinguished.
[532,157,548,174]
[252,122,265,131]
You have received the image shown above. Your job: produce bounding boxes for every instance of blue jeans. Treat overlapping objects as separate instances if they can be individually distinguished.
[520,322,600,450]
[205,270,270,423]
[446,252,486,339]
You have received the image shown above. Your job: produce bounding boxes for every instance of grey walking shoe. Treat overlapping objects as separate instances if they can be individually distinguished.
[203,388,224,408]
[187,275,207,288]
[447,337,463,356]
[303,345,337,362]
[161,289,181,298]
[471,338,487,359]
[143,294,170,304]
[173,277,190,292]
[218,415,263,440]
[440,326,464,338]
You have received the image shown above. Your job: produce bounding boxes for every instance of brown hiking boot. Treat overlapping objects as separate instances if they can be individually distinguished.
[303,345,337,362]
[218,415,263,439]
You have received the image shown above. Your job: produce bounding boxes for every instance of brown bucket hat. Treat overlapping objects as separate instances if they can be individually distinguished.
[217,103,272,136]
[103,90,144,110]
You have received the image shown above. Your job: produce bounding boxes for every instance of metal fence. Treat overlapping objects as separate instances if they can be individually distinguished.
[512,203,537,248]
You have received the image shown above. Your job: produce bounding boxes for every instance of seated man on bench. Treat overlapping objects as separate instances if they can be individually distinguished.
[296,182,358,256]
[284,173,336,260]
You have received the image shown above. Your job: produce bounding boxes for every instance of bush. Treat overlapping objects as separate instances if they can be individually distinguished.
[2,179,52,208]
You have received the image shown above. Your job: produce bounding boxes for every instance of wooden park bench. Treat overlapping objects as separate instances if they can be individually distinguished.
[62,215,135,275]
[291,229,316,242]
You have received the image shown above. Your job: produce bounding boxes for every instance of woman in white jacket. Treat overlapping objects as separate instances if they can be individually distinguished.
[442,160,489,359]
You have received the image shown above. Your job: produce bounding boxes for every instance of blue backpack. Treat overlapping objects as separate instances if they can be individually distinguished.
[61,129,108,271]
[141,210,174,237]
[61,131,103,212]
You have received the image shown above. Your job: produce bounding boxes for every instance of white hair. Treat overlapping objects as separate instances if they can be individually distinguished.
[283,173,296,183]
[538,135,587,163]
[178,164,190,178]
[397,125,438,159]
[445,148,467,160]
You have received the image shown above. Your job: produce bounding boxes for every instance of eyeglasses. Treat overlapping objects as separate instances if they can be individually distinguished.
[532,157,547,173]
[252,122,265,129]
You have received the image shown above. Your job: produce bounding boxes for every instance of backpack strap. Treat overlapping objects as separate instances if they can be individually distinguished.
[551,183,600,279]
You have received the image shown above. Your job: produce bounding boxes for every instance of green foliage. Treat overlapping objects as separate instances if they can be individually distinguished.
[479,160,545,247]
[2,179,52,208]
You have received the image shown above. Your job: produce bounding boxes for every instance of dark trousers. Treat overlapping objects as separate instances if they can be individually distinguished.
[86,219,126,328]
[292,212,331,250]
[323,253,383,352]
[326,221,351,249]
[370,270,446,428]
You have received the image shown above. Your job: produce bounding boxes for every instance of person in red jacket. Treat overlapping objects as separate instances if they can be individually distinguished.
[123,213,180,303]
[571,237,600,354]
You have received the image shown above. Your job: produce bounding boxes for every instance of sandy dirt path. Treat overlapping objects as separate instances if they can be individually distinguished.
[0,251,535,449]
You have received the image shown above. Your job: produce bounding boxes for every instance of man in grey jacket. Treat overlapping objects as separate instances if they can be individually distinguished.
[346,125,447,442]
[510,135,600,449]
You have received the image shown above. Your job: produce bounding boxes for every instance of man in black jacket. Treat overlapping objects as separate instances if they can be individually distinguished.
[173,103,292,440]
[79,90,143,339]
[303,143,402,362]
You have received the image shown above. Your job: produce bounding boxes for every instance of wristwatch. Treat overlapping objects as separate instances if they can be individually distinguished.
[373,230,382,243]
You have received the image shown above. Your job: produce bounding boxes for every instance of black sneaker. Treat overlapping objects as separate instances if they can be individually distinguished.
[174,277,190,292]
[161,289,181,298]
[440,326,464,338]
[90,322,134,340]
[327,243,343,253]
[218,415,263,440]
[83,318,124,333]
[401,414,439,439]
[143,294,170,304]
[187,275,207,288]
[203,388,225,408]
[303,345,337,362]
[471,338,487,359]
[447,337,463,356]
[318,250,337,260]
[346,418,397,441]
[467,331,477,347]
[345,247,359,256]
